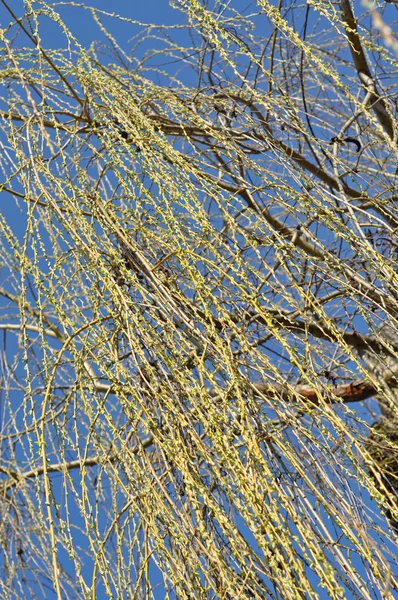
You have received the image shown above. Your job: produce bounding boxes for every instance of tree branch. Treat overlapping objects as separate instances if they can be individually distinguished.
[340,0,395,140]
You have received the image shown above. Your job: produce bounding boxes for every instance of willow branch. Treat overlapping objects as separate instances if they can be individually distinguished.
[340,0,395,140]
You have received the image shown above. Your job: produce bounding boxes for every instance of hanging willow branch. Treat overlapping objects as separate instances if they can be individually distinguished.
[0,0,398,598]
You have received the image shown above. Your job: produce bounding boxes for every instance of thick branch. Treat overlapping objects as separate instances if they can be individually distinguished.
[340,0,395,140]
[253,378,380,405]
[244,309,393,354]
[1,435,154,493]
